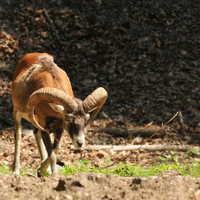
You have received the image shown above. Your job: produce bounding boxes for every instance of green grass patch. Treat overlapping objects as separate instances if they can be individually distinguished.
[0,163,10,174]
[1,160,200,178]
[0,164,37,176]
[1,148,200,178]
[60,157,200,178]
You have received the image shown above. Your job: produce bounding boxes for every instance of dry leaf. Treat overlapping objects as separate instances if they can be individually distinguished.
[149,31,159,37]
[157,40,161,47]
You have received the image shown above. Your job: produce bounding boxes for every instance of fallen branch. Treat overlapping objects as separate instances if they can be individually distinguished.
[103,112,179,168]
[87,126,165,138]
[71,144,188,152]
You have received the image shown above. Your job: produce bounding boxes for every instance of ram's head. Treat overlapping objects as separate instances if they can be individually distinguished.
[27,87,108,148]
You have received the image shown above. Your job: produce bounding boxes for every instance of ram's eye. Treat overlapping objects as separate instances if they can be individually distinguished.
[65,117,70,122]
[65,114,74,123]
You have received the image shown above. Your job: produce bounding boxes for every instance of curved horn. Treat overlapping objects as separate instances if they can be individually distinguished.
[27,87,77,131]
[83,87,107,125]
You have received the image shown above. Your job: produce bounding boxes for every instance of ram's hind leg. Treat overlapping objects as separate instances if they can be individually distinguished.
[12,110,22,176]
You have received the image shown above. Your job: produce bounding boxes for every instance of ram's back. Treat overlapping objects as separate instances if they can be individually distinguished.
[12,53,74,113]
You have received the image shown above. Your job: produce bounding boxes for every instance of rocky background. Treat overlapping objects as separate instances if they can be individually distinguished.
[0,0,200,130]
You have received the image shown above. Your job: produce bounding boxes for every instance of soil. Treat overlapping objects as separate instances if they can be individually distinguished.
[0,0,200,199]
[1,171,200,200]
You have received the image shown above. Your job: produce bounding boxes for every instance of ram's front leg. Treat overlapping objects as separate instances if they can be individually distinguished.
[12,110,22,176]
[37,131,57,177]
[37,151,56,177]
[52,128,63,154]
[34,129,48,162]
[34,129,51,176]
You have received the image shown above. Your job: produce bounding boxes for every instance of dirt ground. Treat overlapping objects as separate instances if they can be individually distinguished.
[1,170,200,200]
[1,127,200,200]
[1,0,200,199]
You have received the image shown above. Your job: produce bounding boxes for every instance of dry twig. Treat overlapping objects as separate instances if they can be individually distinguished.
[43,9,53,24]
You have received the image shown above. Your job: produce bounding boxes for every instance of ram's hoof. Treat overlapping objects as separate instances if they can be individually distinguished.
[12,170,20,177]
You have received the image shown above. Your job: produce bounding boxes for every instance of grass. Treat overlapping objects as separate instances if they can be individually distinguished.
[60,156,200,178]
[0,163,10,174]
[60,147,200,177]
[0,164,37,176]
[1,148,200,177]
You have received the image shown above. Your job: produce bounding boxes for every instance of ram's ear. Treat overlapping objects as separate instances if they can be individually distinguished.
[48,103,65,114]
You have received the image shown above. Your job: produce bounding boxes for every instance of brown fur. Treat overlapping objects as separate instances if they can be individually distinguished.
[12,53,74,127]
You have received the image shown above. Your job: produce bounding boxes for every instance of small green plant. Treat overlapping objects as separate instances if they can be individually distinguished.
[61,163,79,176]
[39,186,43,190]
[0,163,10,174]
[19,168,36,177]
[37,170,50,177]
[112,163,159,177]
[184,147,200,159]
[159,152,180,165]
[159,154,173,162]
[99,157,113,165]
[173,157,179,165]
